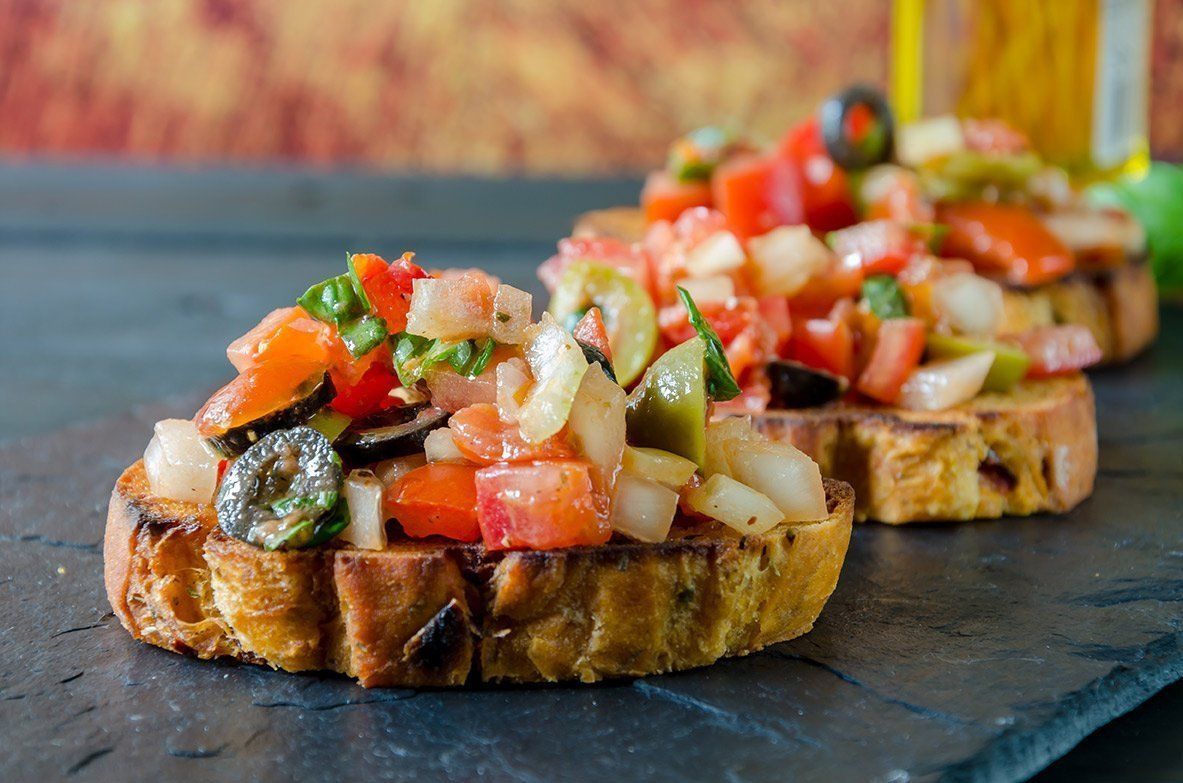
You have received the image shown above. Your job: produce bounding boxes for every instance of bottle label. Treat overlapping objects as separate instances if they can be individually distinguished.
[1092,0,1150,168]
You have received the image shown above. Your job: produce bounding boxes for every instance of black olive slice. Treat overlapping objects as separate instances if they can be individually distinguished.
[207,372,335,457]
[335,404,451,464]
[576,339,617,384]
[819,84,895,171]
[766,360,848,409]
[216,426,347,550]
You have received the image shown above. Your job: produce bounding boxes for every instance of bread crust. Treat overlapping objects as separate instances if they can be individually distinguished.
[105,462,854,687]
[573,207,1158,363]
[752,376,1096,524]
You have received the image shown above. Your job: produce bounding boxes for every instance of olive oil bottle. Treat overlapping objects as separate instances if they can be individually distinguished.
[891,0,1151,183]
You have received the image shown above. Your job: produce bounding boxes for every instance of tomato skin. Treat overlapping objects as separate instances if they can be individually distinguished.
[386,463,481,542]
[757,295,793,354]
[353,252,428,333]
[448,403,575,465]
[194,359,327,437]
[855,318,926,404]
[789,312,856,380]
[641,170,713,224]
[328,359,400,418]
[475,460,610,550]
[937,202,1075,287]
[712,153,787,240]
[226,307,334,372]
[657,296,775,381]
[828,220,926,276]
[572,307,613,362]
[777,117,859,232]
[1009,325,1102,378]
[787,254,865,317]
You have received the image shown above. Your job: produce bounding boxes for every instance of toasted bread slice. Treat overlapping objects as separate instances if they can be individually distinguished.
[573,207,1158,363]
[105,461,854,687]
[750,375,1096,524]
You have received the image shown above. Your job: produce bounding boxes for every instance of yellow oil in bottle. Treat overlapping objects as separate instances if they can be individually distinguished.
[891,0,1151,183]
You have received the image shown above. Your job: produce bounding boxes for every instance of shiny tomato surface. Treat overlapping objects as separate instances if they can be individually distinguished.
[475,460,610,550]
[855,317,926,404]
[386,463,481,542]
[194,359,326,437]
[448,403,576,465]
[1010,325,1102,378]
[641,170,713,224]
[938,202,1075,287]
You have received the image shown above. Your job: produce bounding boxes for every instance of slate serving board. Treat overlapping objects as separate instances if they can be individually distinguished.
[1,309,1179,783]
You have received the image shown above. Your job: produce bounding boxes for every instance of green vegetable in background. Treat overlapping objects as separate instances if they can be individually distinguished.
[1089,162,1183,293]
[861,275,909,320]
[677,286,741,401]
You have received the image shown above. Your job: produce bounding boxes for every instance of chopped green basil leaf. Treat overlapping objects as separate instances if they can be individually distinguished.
[465,338,498,379]
[676,286,741,401]
[347,252,372,310]
[298,274,366,326]
[861,274,909,320]
[576,339,617,383]
[339,314,389,358]
[447,340,474,373]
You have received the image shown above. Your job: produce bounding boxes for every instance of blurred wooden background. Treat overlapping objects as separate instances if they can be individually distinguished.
[0,0,1178,175]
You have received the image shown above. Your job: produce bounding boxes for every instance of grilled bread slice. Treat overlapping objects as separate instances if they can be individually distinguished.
[573,207,1158,363]
[752,375,1096,524]
[105,461,854,687]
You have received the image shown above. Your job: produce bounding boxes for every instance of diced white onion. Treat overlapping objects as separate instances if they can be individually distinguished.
[495,357,532,424]
[518,313,590,443]
[746,225,833,297]
[338,470,386,551]
[568,367,627,492]
[675,275,736,304]
[932,272,1005,337]
[425,364,497,412]
[723,440,827,522]
[684,474,785,535]
[143,419,220,504]
[621,446,698,490]
[685,231,746,277]
[898,352,995,411]
[703,416,759,477]
[371,453,427,486]
[490,284,533,344]
[423,427,467,462]
[896,115,966,167]
[609,474,679,543]
[405,275,493,341]
[1040,209,1146,255]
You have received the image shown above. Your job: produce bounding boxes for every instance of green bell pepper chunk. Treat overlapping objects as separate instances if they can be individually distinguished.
[626,339,708,467]
[926,333,1030,392]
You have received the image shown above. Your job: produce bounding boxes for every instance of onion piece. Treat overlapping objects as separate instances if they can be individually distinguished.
[425,363,498,412]
[746,225,833,297]
[676,275,736,305]
[896,115,966,167]
[610,474,679,543]
[684,474,785,535]
[568,366,627,495]
[143,419,220,504]
[490,284,533,344]
[495,357,532,424]
[621,446,698,490]
[518,313,589,443]
[898,352,995,411]
[723,440,827,522]
[405,274,494,341]
[931,272,1005,337]
[703,416,759,477]
[1040,208,1146,256]
[371,453,427,486]
[685,231,746,277]
[423,427,467,463]
[338,470,386,551]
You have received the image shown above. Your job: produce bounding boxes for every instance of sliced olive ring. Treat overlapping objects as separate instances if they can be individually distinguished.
[216,426,347,551]
[766,360,848,409]
[335,404,450,464]
[819,84,895,171]
[206,372,335,457]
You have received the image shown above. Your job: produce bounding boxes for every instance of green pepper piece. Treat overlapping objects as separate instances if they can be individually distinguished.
[298,274,366,326]
[626,339,708,467]
[861,275,909,320]
[926,333,1030,392]
[306,409,353,442]
[677,286,741,401]
[338,313,388,358]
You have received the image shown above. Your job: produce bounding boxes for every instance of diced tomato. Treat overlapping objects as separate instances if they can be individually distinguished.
[757,295,793,354]
[855,318,926,404]
[328,358,400,418]
[572,307,613,362]
[226,307,334,372]
[475,460,610,550]
[776,117,859,232]
[1009,325,1102,378]
[961,118,1031,155]
[194,359,326,438]
[448,403,575,465]
[863,168,935,224]
[641,170,713,224]
[937,202,1075,287]
[712,153,787,241]
[538,236,650,296]
[658,296,773,382]
[789,311,856,380]
[787,254,865,317]
[386,463,481,542]
[352,251,428,333]
[828,220,927,276]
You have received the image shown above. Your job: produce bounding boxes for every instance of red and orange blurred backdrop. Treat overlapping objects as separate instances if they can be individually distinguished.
[1,0,1180,176]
